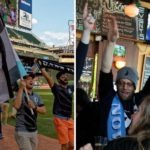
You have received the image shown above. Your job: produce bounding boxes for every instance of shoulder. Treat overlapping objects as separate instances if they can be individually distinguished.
[32,92,41,101]
[51,83,58,90]
[67,85,74,91]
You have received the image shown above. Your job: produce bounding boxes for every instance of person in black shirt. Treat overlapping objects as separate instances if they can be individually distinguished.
[41,68,74,150]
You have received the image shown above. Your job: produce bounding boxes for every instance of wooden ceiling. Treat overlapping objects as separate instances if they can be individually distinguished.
[140,0,150,9]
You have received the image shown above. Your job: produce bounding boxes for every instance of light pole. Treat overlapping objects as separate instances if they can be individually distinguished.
[68,20,74,46]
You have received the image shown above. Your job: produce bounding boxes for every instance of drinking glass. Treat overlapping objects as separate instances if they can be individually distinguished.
[94,136,108,150]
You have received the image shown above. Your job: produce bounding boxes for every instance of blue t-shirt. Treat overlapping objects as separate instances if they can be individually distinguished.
[15,92,44,132]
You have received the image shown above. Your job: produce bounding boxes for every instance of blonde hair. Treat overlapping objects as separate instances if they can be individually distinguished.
[129,95,150,135]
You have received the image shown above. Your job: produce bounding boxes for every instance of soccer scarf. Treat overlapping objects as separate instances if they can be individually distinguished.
[107,94,126,141]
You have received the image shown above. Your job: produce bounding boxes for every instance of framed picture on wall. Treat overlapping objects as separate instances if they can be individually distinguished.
[141,55,150,89]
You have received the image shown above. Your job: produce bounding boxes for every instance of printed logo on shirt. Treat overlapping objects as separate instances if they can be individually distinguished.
[68,88,73,95]
[33,96,38,104]
[124,112,131,128]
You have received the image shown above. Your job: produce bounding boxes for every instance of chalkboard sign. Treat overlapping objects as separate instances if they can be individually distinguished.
[76,0,103,33]
[102,11,137,40]
[141,56,150,89]
[76,0,147,41]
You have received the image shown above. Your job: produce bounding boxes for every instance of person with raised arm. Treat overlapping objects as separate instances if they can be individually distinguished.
[41,68,74,150]
[76,2,150,150]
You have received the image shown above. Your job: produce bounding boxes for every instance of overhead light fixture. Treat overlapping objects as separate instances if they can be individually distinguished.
[115,60,126,69]
[124,3,139,17]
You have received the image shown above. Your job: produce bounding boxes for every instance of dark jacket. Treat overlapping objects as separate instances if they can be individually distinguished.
[103,137,140,150]
[76,41,89,82]
[103,136,150,150]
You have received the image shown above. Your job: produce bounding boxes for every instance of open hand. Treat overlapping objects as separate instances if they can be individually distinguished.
[107,16,119,42]
[83,3,95,31]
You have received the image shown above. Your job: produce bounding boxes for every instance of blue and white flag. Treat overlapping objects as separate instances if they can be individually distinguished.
[0,15,27,103]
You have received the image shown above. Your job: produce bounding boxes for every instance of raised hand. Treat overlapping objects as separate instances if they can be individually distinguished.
[18,79,26,89]
[83,3,95,31]
[107,16,119,42]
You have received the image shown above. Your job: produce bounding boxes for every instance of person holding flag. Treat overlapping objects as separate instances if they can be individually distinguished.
[0,13,46,150]
[13,73,46,150]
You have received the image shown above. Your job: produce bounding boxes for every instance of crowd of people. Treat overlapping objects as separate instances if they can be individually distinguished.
[0,1,150,150]
[0,68,74,150]
[77,3,150,150]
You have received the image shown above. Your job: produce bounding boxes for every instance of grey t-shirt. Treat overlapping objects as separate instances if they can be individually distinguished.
[15,92,44,132]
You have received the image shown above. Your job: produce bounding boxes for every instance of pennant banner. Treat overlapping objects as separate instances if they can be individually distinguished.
[37,59,74,74]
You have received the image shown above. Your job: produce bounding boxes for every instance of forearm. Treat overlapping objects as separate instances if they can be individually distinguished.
[36,106,46,114]
[81,29,91,44]
[13,87,24,110]
[101,41,116,73]
[41,69,54,88]
[76,41,89,82]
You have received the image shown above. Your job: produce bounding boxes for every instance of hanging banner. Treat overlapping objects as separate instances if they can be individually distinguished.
[37,59,74,74]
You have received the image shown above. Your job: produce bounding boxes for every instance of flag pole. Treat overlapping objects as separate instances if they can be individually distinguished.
[20,77,34,115]
[0,15,33,115]
[24,88,34,115]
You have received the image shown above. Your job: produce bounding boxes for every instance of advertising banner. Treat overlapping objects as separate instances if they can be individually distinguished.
[19,0,32,13]
[19,9,32,29]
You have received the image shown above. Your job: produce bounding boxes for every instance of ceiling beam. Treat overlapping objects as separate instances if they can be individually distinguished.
[140,0,150,9]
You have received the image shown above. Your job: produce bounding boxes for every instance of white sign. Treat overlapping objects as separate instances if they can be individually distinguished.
[19,9,32,29]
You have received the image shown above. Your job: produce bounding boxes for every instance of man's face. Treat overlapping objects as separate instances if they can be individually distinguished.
[116,79,135,101]
[58,73,68,85]
[25,76,34,89]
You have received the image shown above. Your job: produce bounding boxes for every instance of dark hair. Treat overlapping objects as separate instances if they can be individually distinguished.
[23,73,35,79]
[136,130,150,150]
[129,95,150,135]
[56,71,67,79]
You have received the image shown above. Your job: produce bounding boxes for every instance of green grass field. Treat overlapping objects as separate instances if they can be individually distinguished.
[8,89,58,139]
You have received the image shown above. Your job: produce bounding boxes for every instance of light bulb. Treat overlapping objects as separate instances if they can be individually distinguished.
[124,4,139,18]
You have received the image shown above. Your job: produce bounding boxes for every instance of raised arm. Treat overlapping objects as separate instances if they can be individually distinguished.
[101,16,119,73]
[81,3,95,44]
[41,68,54,88]
[76,3,95,82]
[13,80,25,110]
